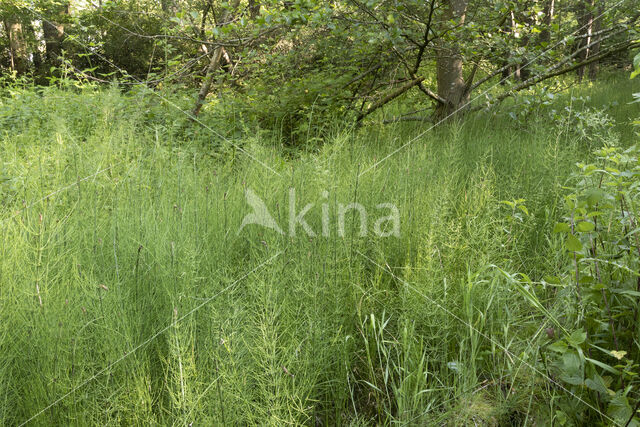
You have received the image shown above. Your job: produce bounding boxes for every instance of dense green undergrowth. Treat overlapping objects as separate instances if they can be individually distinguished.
[0,75,639,425]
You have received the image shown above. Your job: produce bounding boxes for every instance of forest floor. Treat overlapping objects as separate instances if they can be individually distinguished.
[0,74,638,425]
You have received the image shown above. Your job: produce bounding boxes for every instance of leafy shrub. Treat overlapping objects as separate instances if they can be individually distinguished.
[542,141,640,426]
[552,100,618,147]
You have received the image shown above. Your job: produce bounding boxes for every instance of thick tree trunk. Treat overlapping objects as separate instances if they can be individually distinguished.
[499,14,512,84]
[4,18,28,74]
[434,0,469,120]
[43,21,64,65]
[517,11,535,81]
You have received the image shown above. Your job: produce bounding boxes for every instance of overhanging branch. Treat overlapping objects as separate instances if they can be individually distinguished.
[356,76,425,122]
[490,41,640,106]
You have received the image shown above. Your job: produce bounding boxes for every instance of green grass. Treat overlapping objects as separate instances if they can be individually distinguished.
[0,75,638,425]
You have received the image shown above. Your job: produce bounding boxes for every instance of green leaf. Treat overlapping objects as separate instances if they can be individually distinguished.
[567,330,586,347]
[585,373,610,396]
[585,357,621,375]
[543,275,563,285]
[608,395,635,425]
[632,52,640,79]
[584,188,604,206]
[611,289,640,301]
[560,350,583,385]
[553,222,570,233]
[548,340,568,353]
[576,221,595,232]
[565,234,583,252]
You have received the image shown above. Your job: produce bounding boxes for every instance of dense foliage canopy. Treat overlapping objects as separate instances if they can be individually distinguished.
[1,0,638,133]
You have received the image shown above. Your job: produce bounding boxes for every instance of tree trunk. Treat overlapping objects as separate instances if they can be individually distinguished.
[434,0,469,120]
[510,11,521,81]
[192,47,225,117]
[43,1,69,68]
[191,0,240,117]
[26,22,42,72]
[499,14,512,84]
[540,0,555,44]
[4,17,28,74]
[161,0,178,15]
[576,0,594,82]
[248,0,260,19]
[588,2,603,81]
[517,11,534,81]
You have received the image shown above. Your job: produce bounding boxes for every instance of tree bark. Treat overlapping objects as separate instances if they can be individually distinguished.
[4,17,28,74]
[576,0,594,82]
[191,0,240,117]
[161,0,178,15]
[588,1,603,81]
[434,0,469,120]
[43,1,69,68]
[540,0,555,44]
[26,22,42,72]
[356,77,424,121]
[192,46,225,117]
[248,0,260,19]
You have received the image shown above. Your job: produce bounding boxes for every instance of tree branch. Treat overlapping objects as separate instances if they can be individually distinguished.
[417,81,446,104]
[356,76,424,121]
[491,41,639,105]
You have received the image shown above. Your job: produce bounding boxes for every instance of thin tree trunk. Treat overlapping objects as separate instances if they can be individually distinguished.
[588,2,603,80]
[26,22,42,72]
[192,47,225,117]
[248,0,260,19]
[434,0,469,120]
[161,0,178,15]
[191,0,240,117]
[540,0,555,44]
[510,11,521,81]
[576,0,594,82]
